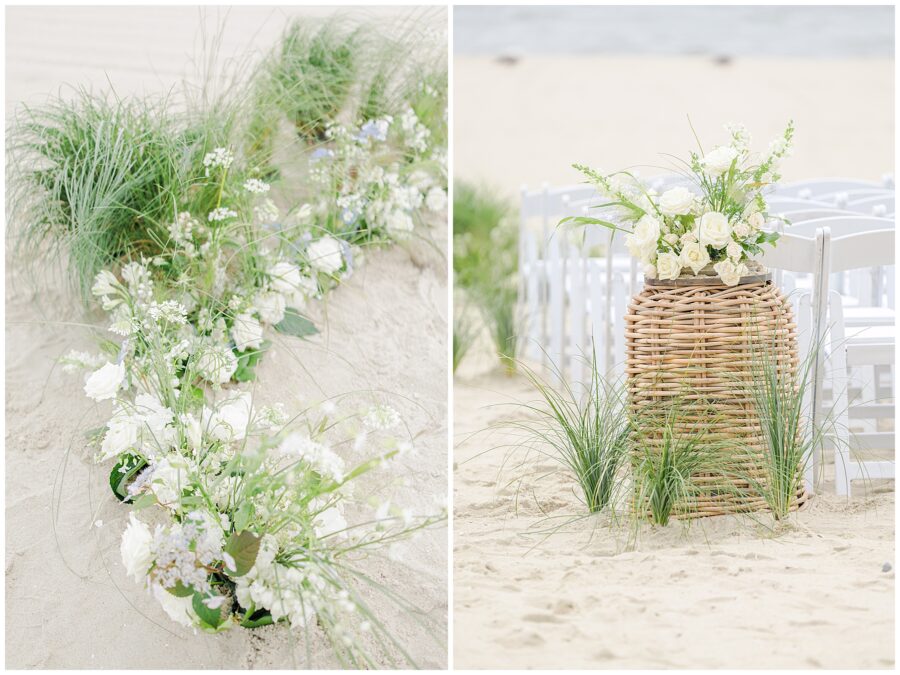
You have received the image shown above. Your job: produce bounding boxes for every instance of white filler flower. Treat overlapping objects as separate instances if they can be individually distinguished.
[84,361,126,401]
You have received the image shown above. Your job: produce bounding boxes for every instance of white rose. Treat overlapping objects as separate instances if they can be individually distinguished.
[726,241,743,261]
[655,252,682,281]
[625,214,661,261]
[152,583,198,628]
[254,291,286,325]
[307,236,344,275]
[205,391,253,442]
[680,231,697,245]
[231,312,264,352]
[84,361,126,401]
[100,414,139,461]
[733,222,751,238]
[120,513,153,581]
[748,212,766,231]
[701,146,739,177]
[386,210,415,238]
[658,187,695,216]
[195,344,237,384]
[268,262,303,295]
[663,233,678,245]
[713,259,748,286]
[679,241,711,275]
[425,187,447,212]
[643,263,657,279]
[697,211,732,249]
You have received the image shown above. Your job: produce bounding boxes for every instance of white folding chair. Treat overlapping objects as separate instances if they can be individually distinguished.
[767,196,834,213]
[758,229,828,493]
[771,178,882,200]
[821,229,895,496]
[846,194,895,217]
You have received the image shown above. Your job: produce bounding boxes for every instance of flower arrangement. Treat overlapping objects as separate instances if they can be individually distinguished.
[566,121,794,286]
[75,264,444,657]
[9,13,448,667]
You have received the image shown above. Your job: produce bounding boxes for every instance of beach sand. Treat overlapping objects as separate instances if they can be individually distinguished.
[453,54,895,669]
[5,7,447,669]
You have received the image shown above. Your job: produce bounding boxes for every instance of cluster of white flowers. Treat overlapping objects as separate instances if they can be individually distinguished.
[576,121,793,286]
[203,147,235,175]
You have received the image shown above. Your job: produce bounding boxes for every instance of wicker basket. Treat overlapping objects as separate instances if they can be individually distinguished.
[624,270,807,518]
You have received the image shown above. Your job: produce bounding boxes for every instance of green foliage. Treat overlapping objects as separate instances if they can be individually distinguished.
[453,180,519,369]
[109,454,148,502]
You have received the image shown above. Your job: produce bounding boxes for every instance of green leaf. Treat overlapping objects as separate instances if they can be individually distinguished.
[192,590,227,630]
[167,581,194,598]
[109,455,147,502]
[233,501,253,533]
[275,308,319,339]
[240,607,274,628]
[223,530,261,577]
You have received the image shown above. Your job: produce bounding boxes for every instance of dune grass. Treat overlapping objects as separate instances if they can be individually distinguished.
[8,93,189,299]
[453,309,478,373]
[737,332,827,519]
[512,353,631,514]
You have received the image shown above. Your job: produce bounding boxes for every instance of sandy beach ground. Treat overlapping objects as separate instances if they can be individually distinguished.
[5,7,447,669]
[453,54,894,668]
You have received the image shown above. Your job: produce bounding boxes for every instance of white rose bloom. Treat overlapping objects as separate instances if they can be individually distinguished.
[120,513,153,581]
[655,252,682,281]
[643,263,657,279]
[663,233,678,246]
[205,391,253,442]
[84,361,126,401]
[697,211,732,249]
[713,259,748,286]
[733,222,751,238]
[152,583,198,628]
[195,344,238,385]
[386,210,415,238]
[254,291,286,325]
[625,214,661,261]
[680,231,698,245]
[701,146,739,177]
[679,241,711,275]
[100,413,139,461]
[726,241,743,261]
[231,312,264,352]
[425,186,447,212]
[748,211,766,231]
[658,187,695,216]
[307,236,344,275]
[268,262,303,295]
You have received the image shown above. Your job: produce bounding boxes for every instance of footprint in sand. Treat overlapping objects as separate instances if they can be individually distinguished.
[522,613,562,624]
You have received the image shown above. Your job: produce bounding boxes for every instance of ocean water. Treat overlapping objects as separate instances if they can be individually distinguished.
[454,5,894,58]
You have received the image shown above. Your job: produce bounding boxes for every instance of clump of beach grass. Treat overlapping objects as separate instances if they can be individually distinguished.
[453,309,478,373]
[510,352,631,514]
[6,85,252,301]
[630,401,727,526]
[736,332,828,520]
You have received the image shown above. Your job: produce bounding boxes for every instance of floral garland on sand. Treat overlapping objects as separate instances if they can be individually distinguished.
[567,121,794,285]
[59,90,447,663]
